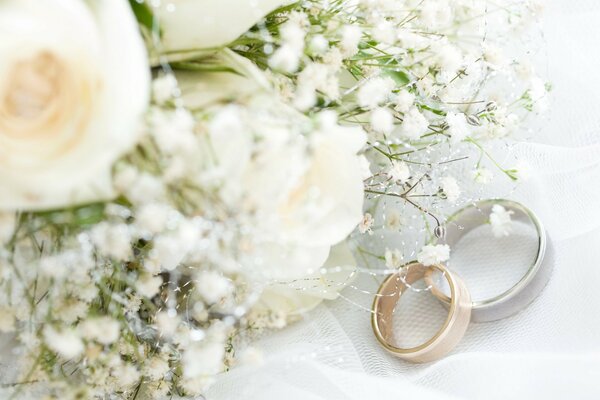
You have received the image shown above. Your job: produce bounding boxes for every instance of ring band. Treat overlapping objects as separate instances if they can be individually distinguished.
[429,199,553,322]
[371,262,471,363]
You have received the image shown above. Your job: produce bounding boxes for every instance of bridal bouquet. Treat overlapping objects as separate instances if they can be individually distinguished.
[0,0,546,398]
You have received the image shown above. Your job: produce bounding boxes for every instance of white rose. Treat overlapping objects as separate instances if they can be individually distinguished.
[0,0,149,210]
[233,108,365,280]
[178,50,365,280]
[155,0,290,53]
[257,242,357,316]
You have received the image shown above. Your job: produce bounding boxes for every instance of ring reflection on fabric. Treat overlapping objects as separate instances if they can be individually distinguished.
[371,262,471,363]
[428,199,553,323]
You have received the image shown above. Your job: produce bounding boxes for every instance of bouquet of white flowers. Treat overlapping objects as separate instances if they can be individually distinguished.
[0,0,546,398]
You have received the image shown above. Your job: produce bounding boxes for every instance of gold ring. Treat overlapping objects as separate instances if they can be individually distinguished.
[371,262,471,363]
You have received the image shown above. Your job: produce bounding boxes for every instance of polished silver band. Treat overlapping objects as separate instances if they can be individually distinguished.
[431,199,553,323]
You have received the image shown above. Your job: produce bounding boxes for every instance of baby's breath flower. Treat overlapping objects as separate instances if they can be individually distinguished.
[358,213,374,234]
[339,25,362,57]
[490,204,515,237]
[155,311,181,339]
[388,161,411,183]
[80,317,120,345]
[357,77,396,109]
[445,112,471,143]
[394,89,415,113]
[144,355,172,380]
[43,326,84,359]
[417,244,450,266]
[269,45,301,73]
[111,363,141,390]
[136,273,163,298]
[399,107,429,140]
[370,107,395,133]
[440,176,461,202]
[91,222,132,261]
[196,271,234,304]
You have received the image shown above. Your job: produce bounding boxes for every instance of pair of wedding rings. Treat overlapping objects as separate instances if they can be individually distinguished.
[371,199,553,363]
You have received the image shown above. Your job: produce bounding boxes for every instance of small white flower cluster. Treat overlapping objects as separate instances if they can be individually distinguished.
[260,0,546,232]
[490,204,515,237]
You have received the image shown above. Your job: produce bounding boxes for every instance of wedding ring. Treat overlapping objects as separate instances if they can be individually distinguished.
[371,262,471,363]
[429,199,552,322]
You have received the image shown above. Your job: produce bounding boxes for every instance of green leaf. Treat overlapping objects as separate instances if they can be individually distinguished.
[129,0,156,33]
[385,70,410,86]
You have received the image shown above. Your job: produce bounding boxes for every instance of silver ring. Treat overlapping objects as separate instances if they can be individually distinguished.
[429,199,553,322]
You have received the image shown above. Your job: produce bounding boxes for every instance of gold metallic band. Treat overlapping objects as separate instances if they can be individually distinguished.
[371,262,471,363]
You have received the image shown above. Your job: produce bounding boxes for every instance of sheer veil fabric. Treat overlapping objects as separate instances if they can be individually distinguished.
[208,1,600,399]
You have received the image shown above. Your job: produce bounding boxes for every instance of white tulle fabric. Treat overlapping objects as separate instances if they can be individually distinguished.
[208,2,600,399]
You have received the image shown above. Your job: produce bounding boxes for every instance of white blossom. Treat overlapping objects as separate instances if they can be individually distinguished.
[269,45,301,73]
[388,161,410,183]
[440,176,461,202]
[370,107,395,133]
[196,271,233,304]
[340,25,362,56]
[280,20,307,51]
[112,364,140,389]
[43,326,84,359]
[399,107,429,140]
[372,20,396,44]
[420,0,452,28]
[124,173,166,206]
[91,222,132,261]
[155,311,181,338]
[357,77,396,109]
[417,244,450,266]
[445,112,470,143]
[0,0,149,211]
[149,108,197,155]
[135,203,172,235]
[436,44,463,77]
[309,35,329,55]
[358,213,374,234]
[490,204,514,237]
[79,317,120,345]
[136,273,163,298]
[394,89,415,113]
[144,356,172,380]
